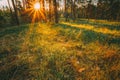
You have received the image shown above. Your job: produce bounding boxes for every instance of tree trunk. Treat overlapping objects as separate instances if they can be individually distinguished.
[70,0,73,21]
[41,0,46,22]
[64,0,67,21]
[53,0,58,23]
[71,0,76,22]
[11,0,19,25]
[7,0,14,24]
[7,0,13,15]
[22,0,26,10]
[49,0,52,22]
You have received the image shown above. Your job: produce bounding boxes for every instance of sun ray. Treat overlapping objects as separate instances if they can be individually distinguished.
[28,9,35,17]
[22,1,47,23]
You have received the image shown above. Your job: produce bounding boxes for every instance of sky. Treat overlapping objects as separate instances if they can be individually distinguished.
[0,0,98,9]
[0,0,23,9]
[0,0,9,8]
[0,0,64,9]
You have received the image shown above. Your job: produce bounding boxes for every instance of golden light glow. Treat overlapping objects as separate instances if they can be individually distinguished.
[62,22,120,36]
[22,1,46,23]
[34,2,40,10]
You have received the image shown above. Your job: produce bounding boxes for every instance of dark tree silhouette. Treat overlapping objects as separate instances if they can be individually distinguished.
[48,0,52,22]
[53,0,58,23]
[11,0,19,25]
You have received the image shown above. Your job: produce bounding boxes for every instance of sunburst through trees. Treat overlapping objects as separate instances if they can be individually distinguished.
[23,1,46,23]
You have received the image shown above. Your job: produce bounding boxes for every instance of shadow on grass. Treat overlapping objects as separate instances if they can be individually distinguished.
[0,25,29,38]
[0,62,29,80]
[101,53,120,80]
[54,23,120,45]
[0,50,9,60]
[0,50,30,80]
[74,19,120,31]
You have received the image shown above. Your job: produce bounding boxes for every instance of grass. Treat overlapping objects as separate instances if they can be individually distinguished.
[0,19,120,80]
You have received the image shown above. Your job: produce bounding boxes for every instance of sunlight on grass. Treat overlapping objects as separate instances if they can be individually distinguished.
[62,22,120,36]
[0,21,120,80]
[81,19,120,25]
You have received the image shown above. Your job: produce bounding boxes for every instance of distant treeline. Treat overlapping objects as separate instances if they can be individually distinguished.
[0,0,120,26]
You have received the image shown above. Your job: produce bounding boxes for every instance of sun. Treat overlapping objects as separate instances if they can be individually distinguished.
[34,2,40,10]
[23,1,46,23]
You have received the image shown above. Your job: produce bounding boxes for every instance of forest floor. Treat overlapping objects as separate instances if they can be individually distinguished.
[0,19,120,80]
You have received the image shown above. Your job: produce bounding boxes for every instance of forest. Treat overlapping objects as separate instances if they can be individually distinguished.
[0,0,120,80]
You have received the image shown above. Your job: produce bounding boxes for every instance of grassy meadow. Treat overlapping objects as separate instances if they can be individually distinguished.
[0,19,120,80]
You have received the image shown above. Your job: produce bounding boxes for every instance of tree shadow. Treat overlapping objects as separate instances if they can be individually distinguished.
[74,19,120,31]
[0,49,30,80]
[0,62,30,80]
[0,25,29,38]
[99,53,120,80]
[54,23,120,45]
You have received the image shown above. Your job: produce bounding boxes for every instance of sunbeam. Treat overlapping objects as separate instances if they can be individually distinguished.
[22,1,46,23]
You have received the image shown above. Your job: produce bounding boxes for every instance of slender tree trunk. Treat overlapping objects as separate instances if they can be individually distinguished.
[64,0,67,21]
[41,0,46,22]
[73,0,76,22]
[53,0,58,23]
[11,0,19,25]
[7,0,14,24]
[70,0,73,20]
[22,0,26,10]
[87,0,92,21]
[49,0,52,22]
[7,0,13,15]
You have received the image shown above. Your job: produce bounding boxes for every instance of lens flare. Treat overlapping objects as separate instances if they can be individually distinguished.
[22,1,46,23]
[34,2,40,10]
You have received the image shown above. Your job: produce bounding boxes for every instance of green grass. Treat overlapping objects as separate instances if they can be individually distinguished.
[0,19,120,80]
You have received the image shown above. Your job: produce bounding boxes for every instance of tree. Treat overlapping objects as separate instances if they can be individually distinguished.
[72,0,76,21]
[22,0,26,10]
[53,0,58,23]
[64,0,67,21]
[40,0,46,22]
[11,0,19,25]
[7,0,13,15]
[86,0,98,20]
[48,0,52,22]
[96,0,120,21]
[108,0,120,21]
[64,0,71,21]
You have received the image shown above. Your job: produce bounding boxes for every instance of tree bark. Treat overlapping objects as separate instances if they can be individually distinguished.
[7,0,13,15]
[41,0,46,22]
[22,0,26,10]
[73,0,76,22]
[53,0,58,23]
[11,0,19,25]
[64,0,67,21]
[49,0,52,22]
